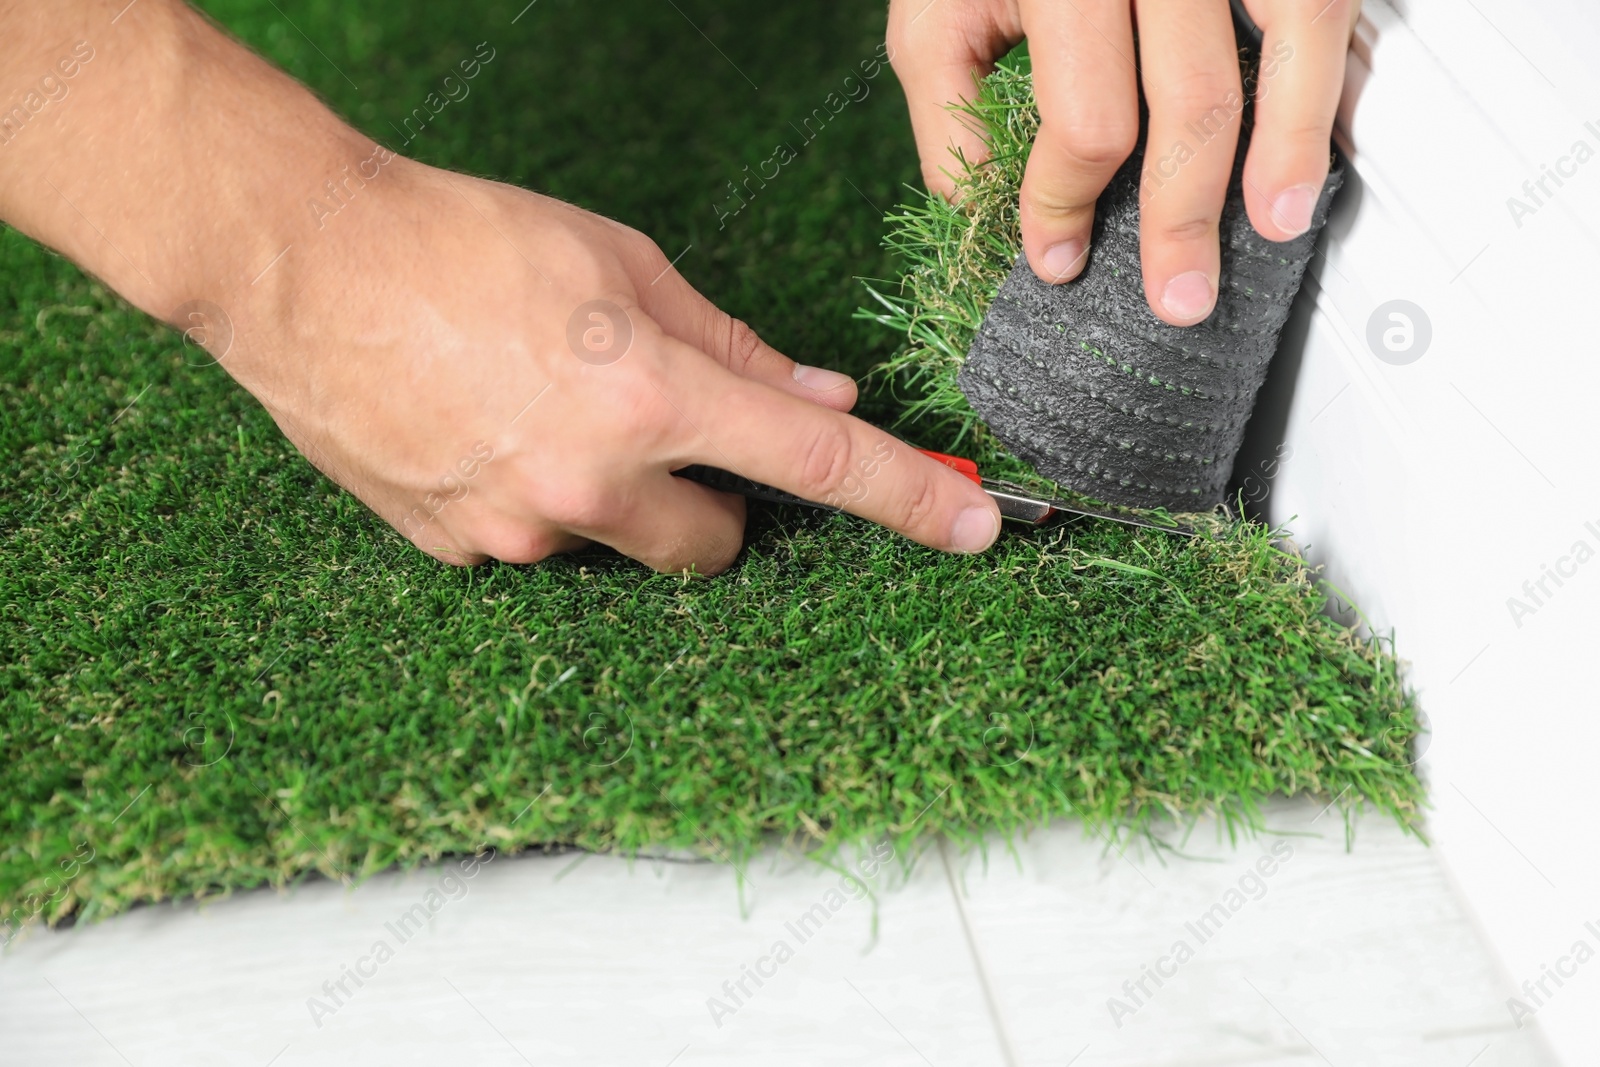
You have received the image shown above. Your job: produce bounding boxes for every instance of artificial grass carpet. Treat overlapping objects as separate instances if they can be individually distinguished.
[1,0,1421,929]
[955,43,1343,510]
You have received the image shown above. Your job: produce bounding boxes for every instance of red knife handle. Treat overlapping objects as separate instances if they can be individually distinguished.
[915,449,981,484]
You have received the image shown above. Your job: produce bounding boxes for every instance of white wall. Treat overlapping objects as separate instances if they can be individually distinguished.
[1252,1,1600,1060]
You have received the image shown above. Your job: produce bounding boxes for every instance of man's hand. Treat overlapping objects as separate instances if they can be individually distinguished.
[0,0,1001,573]
[887,0,1359,326]
[232,165,1005,573]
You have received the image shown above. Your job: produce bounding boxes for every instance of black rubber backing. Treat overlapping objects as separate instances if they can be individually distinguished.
[959,102,1343,510]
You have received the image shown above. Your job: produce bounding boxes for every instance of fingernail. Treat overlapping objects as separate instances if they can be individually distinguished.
[950,506,999,554]
[792,363,854,392]
[1271,183,1318,237]
[1160,271,1216,323]
[1041,240,1088,282]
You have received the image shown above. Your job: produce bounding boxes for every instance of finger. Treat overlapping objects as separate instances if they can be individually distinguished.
[668,339,1001,555]
[289,427,495,566]
[1016,0,1139,284]
[456,517,591,567]
[408,482,590,565]
[617,475,745,576]
[1239,0,1357,240]
[1134,0,1242,325]
[540,465,747,576]
[404,524,488,567]
[634,263,858,412]
[886,0,1021,198]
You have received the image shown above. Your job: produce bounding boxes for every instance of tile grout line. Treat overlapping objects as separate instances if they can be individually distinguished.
[937,837,1021,1067]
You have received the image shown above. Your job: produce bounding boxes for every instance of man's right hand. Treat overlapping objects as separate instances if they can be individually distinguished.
[0,0,1001,574]
[228,161,1004,573]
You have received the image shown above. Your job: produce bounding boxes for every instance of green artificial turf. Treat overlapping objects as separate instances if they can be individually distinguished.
[0,0,1423,931]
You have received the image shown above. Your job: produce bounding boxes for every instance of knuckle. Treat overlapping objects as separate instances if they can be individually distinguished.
[538,479,619,532]
[721,317,767,376]
[885,27,906,65]
[424,545,484,567]
[1050,119,1140,171]
[1273,118,1339,150]
[598,355,677,442]
[705,533,742,574]
[662,530,742,577]
[602,227,666,283]
[1155,69,1242,116]
[484,531,557,565]
[891,470,941,534]
[1148,214,1217,244]
[401,520,480,566]
[884,17,915,62]
[631,232,667,271]
[794,423,856,501]
[458,513,561,564]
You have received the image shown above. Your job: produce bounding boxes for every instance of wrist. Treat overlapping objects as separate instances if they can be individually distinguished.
[0,0,377,330]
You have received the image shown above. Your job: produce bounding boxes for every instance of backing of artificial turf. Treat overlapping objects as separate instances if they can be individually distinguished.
[0,0,1422,930]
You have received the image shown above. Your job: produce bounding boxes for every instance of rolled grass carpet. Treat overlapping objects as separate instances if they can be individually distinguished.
[1,0,1422,932]
[961,124,1341,510]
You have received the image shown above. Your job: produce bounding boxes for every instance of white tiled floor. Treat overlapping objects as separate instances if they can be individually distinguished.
[0,799,1561,1066]
[949,804,1553,1066]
